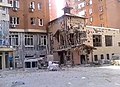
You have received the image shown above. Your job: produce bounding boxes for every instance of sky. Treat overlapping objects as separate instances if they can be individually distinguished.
[56,0,65,17]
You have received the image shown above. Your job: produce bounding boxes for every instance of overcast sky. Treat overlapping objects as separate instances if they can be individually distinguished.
[56,0,65,17]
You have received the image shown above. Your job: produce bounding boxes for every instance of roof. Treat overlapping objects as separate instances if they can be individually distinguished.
[49,14,87,25]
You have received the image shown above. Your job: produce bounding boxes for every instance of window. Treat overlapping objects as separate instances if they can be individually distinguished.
[78,10,86,17]
[101,54,104,59]
[93,35,102,47]
[9,0,13,6]
[90,17,93,22]
[89,8,92,14]
[89,0,92,5]
[94,55,98,61]
[99,6,103,12]
[99,14,103,20]
[25,61,37,68]
[78,2,85,9]
[32,62,37,68]
[38,35,47,46]
[31,18,36,25]
[38,19,43,26]
[10,17,19,25]
[38,3,42,10]
[25,34,33,46]
[25,62,31,68]
[118,42,120,46]
[106,54,109,60]
[98,0,102,1]
[9,34,19,46]
[105,35,112,46]
[13,0,19,8]
[30,1,35,9]
[100,24,104,27]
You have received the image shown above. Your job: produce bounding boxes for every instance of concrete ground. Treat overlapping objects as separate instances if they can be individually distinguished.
[0,65,120,87]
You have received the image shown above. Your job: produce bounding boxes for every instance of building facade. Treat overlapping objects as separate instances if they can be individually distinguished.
[49,4,120,65]
[8,0,49,68]
[49,0,57,21]
[71,0,120,29]
[49,19,120,65]
[48,5,96,65]
[85,26,120,64]
[50,0,120,29]
[0,0,15,70]
[48,14,91,65]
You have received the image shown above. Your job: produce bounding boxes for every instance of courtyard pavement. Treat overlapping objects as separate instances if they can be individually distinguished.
[0,65,120,87]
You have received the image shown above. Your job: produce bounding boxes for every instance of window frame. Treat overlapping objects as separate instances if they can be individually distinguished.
[9,34,19,46]
[38,2,42,10]
[38,19,43,26]
[105,35,112,46]
[93,35,102,47]
[10,16,20,25]
[30,1,35,9]
[31,17,36,25]
[38,35,47,46]
[24,34,34,47]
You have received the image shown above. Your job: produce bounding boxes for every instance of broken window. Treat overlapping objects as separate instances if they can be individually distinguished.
[93,35,102,47]
[105,35,112,46]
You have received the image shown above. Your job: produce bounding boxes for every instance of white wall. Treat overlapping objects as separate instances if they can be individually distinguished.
[85,26,120,61]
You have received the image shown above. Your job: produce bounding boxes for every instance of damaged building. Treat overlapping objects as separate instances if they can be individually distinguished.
[48,4,95,66]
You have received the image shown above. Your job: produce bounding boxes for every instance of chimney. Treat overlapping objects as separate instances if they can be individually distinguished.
[62,2,73,14]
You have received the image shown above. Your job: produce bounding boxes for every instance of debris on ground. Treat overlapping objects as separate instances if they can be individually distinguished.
[48,61,60,71]
[11,81,25,87]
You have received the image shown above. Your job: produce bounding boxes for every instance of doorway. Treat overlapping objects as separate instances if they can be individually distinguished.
[58,52,64,64]
[80,55,86,64]
[0,56,2,69]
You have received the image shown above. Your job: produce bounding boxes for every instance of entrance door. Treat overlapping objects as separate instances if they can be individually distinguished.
[59,52,64,64]
[80,55,85,64]
[0,56,2,69]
